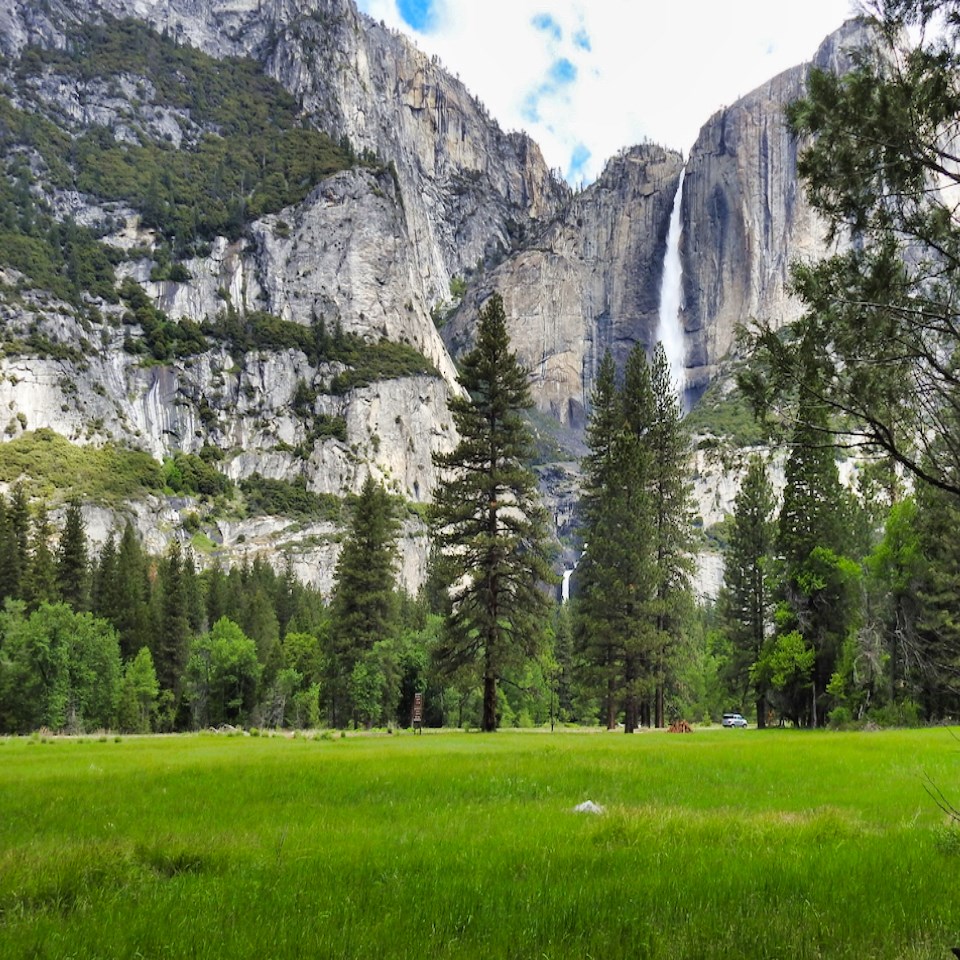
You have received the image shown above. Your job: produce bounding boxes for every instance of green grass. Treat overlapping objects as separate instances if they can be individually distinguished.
[1,729,959,958]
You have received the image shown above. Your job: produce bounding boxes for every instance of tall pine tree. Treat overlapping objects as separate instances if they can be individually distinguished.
[328,475,401,727]
[431,292,554,732]
[719,455,775,726]
[56,500,89,612]
[645,343,696,727]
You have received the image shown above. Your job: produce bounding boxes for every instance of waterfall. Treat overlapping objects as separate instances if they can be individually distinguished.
[561,568,573,603]
[656,169,687,401]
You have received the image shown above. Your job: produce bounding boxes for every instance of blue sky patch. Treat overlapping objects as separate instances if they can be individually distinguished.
[548,58,577,86]
[573,28,591,52]
[567,144,591,183]
[397,0,436,32]
[521,91,541,124]
[531,12,562,41]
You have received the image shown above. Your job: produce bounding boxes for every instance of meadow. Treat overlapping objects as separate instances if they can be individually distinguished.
[2,727,959,959]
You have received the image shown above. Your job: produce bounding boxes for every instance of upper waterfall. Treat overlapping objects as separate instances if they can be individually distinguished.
[656,169,687,403]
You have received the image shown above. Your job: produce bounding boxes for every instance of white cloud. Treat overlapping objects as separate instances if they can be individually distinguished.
[357,0,858,184]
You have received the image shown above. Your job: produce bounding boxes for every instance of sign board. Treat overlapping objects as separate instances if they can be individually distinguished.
[411,692,424,731]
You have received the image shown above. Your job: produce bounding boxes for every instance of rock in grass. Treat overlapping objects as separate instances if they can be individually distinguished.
[573,800,605,815]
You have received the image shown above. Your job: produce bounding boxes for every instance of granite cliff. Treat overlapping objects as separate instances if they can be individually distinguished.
[0,0,565,591]
[680,19,874,394]
[445,20,872,430]
[0,0,871,595]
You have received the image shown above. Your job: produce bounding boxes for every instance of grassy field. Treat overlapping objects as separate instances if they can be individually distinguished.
[2,728,960,959]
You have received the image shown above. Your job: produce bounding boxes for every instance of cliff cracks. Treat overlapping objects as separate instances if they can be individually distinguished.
[0,0,871,592]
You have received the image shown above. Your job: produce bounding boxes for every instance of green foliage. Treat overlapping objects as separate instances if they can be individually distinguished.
[239,474,341,522]
[120,278,208,361]
[1,731,959,958]
[772,389,865,726]
[328,476,401,727]
[200,310,436,390]
[0,601,121,733]
[431,293,555,731]
[743,2,960,496]
[56,500,89,612]
[685,374,768,446]
[448,275,468,300]
[0,430,163,502]
[116,647,159,733]
[573,344,696,731]
[0,116,121,305]
[185,617,262,728]
[717,455,775,725]
[15,18,368,255]
[163,452,232,498]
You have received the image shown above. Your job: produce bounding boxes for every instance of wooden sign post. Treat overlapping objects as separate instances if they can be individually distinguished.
[411,692,424,734]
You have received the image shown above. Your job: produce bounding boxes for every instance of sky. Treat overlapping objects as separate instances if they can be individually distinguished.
[356,0,859,185]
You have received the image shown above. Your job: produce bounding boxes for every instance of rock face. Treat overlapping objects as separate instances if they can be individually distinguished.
[0,0,568,590]
[445,145,684,427]
[445,21,873,428]
[0,0,877,597]
[0,0,566,309]
[680,19,874,394]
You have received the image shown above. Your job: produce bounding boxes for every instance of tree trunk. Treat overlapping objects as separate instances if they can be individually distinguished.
[606,677,617,729]
[655,683,664,728]
[640,700,651,728]
[624,693,637,733]
[756,694,767,729]
[482,672,498,731]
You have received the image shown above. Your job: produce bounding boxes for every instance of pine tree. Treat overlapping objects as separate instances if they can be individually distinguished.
[153,540,192,696]
[912,483,960,717]
[114,522,152,661]
[573,343,698,732]
[431,292,554,732]
[645,343,696,727]
[744,1,960,498]
[56,500,89,611]
[0,494,20,603]
[24,503,58,610]
[719,455,776,726]
[92,533,117,620]
[574,350,630,728]
[774,391,862,727]
[9,483,30,593]
[328,475,401,727]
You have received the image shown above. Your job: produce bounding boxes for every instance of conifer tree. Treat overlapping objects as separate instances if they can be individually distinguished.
[574,350,630,727]
[773,390,862,727]
[913,482,960,716]
[645,343,696,727]
[328,475,401,726]
[719,455,776,726]
[153,540,192,697]
[0,494,20,603]
[56,500,89,611]
[24,503,58,610]
[9,483,30,591]
[431,292,554,732]
[113,522,152,660]
[92,533,117,620]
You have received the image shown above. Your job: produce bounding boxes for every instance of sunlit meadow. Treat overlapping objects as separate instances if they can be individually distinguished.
[2,728,959,959]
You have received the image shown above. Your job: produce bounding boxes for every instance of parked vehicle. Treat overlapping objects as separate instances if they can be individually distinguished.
[722,712,748,728]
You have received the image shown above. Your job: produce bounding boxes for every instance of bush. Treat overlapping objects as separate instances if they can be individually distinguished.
[240,474,341,522]
[827,706,852,729]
